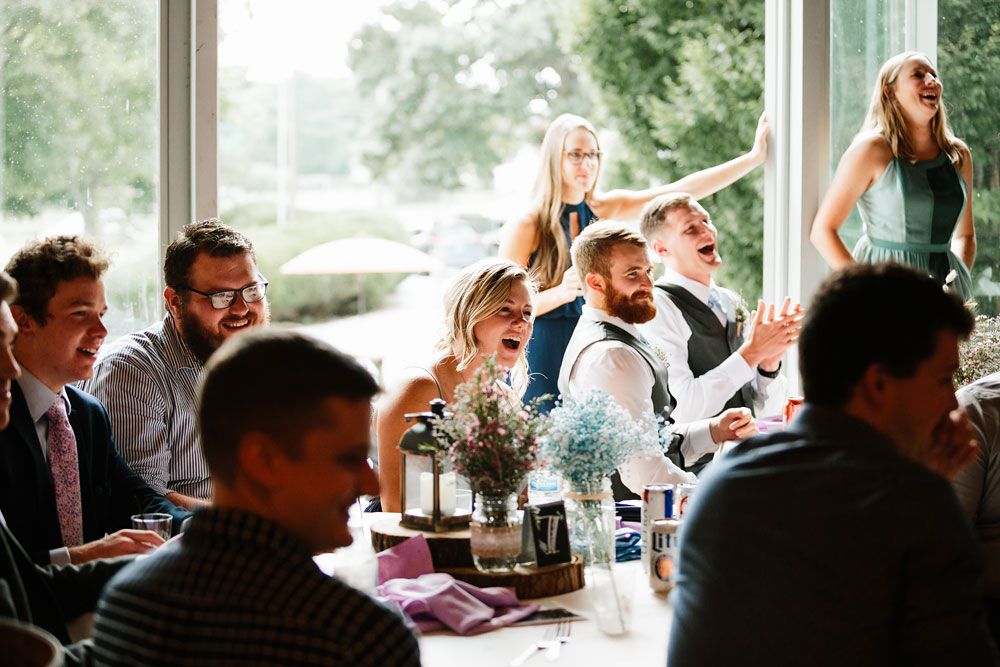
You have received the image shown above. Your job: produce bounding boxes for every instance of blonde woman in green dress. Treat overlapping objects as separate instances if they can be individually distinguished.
[811,52,975,302]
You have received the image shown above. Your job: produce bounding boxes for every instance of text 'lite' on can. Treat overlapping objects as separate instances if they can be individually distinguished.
[649,518,682,592]
[675,483,696,517]
[641,484,674,573]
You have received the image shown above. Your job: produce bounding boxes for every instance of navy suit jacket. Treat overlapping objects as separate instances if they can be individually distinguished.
[0,382,190,564]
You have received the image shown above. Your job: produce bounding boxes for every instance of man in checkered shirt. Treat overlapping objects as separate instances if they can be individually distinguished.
[91,330,420,666]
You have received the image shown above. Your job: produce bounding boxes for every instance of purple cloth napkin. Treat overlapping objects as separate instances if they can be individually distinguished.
[377,533,435,584]
[379,572,539,635]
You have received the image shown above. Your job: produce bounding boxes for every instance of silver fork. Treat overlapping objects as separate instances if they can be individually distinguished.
[545,620,572,661]
[509,624,558,666]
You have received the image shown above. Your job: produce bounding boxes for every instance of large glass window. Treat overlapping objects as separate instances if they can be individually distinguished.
[939,0,1000,314]
[829,0,907,252]
[829,0,1000,314]
[1,0,160,337]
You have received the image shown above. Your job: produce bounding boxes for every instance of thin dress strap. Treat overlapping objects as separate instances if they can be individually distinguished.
[406,366,444,400]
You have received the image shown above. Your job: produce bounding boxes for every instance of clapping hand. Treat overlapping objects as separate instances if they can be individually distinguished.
[740,297,804,372]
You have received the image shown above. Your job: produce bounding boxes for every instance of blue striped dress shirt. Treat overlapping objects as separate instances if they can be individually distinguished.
[81,313,211,500]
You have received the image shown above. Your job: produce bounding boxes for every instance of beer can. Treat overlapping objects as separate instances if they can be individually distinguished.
[649,518,682,592]
[641,484,674,573]
[675,483,696,517]
[783,396,805,426]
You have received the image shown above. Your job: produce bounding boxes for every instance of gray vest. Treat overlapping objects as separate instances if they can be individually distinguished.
[657,284,755,416]
[558,315,685,500]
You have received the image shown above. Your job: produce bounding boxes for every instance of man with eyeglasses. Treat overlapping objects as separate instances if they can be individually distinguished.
[83,220,270,510]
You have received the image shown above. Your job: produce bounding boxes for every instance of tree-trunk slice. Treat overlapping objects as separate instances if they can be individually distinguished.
[442,556,584,599]
[371,517,473,568]
[370,518,585,598]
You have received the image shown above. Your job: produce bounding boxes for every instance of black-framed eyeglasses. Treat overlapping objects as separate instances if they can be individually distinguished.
[564,150,603,165]
[182,275,269,310]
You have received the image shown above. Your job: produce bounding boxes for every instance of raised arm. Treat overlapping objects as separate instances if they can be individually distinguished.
[951,147,976,270]
[810,133,891,268]
[375,374,443,513]
[594,112,769,222]
[498,213,582,316]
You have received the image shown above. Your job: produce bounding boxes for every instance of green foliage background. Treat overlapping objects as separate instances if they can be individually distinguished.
[567,0,766,298]
[223,205,410,322]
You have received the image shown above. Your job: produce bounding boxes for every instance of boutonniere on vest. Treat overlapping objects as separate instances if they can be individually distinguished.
[734,292,747,337]
[650,341,670,366]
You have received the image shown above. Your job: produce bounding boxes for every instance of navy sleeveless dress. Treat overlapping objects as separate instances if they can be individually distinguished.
[524,201,596,412]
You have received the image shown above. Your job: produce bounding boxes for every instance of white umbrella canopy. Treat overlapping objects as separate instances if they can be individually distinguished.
[280,236,443,275]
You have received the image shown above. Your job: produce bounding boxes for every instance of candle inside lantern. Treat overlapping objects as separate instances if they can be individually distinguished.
[420,471,457,516]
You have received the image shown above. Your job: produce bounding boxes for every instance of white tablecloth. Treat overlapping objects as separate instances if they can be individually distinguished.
[318,510,675,666]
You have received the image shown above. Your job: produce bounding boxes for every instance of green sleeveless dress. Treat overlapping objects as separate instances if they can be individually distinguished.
[851,151,973,302]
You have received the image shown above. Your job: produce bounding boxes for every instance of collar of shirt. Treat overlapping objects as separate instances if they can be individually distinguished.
[656,267,718,305]
[582,304,645,341]
[162,312,203,373]
[17,367,71,424]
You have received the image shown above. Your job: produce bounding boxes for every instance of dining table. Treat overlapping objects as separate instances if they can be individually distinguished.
[317,511,676,667]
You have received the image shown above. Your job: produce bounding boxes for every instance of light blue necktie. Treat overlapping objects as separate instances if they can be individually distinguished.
[707,287,728,324]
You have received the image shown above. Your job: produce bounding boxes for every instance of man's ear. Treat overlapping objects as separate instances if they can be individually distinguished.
[857,363,892,409]
[9,304,35,340]
[651,239,671,258]
[164,286,183,320]
[585,271,606,295]
[237,432,282,488]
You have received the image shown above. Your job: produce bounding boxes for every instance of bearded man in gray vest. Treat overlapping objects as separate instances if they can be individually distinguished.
[557,222,757,499]
[637,194,802,466]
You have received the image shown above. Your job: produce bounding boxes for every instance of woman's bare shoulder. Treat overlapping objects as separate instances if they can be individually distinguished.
[379,370,442,415]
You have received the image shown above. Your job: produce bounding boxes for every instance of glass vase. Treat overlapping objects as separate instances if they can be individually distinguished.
[564,478,632,635]
[563,478,615,567]
[470,492,522,573]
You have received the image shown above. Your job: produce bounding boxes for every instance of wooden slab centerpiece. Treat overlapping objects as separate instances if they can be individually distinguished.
[370,516,584,599]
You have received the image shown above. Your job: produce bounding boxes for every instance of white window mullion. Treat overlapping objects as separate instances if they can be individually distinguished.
[764,0,830,395]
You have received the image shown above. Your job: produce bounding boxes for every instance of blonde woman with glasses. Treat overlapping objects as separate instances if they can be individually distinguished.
[499,112,769,411]
[811,51,975,302]
[373,259,535,513]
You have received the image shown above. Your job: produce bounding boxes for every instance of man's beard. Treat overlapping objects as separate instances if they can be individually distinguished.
[605,281,656,324]
[176,300,271,365]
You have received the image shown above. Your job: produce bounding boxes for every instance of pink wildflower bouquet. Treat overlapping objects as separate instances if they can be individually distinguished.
[431,355,548,497]
[956,315,1000,388]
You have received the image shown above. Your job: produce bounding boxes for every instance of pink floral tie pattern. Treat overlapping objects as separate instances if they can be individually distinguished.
[46,399,84,547]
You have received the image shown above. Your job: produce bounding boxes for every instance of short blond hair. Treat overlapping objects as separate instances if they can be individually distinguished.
[435,258,536,396]
[571,222,647,284]
[639,193,699,240]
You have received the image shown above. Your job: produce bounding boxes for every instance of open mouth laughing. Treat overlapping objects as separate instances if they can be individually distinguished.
[501,335,522,352]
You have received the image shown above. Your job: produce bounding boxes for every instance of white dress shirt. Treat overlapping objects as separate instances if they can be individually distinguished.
[638,268,785,422]
[564,305,706,491]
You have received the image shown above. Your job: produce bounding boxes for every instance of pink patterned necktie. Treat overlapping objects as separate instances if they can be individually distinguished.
[45,399,83,547]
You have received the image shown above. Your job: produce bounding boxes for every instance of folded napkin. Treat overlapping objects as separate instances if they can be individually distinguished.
[379,573,539,635]
[377,533,435,585]
[615,527,641,562]
[375,534,540,634]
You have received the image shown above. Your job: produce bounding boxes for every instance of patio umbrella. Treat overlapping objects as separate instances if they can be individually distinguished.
[280,237,443,313]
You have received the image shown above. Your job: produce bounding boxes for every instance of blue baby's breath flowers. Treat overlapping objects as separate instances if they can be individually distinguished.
[540,389,664,486]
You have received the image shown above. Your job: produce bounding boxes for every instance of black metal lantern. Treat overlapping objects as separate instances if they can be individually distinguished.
[398,398,472,531]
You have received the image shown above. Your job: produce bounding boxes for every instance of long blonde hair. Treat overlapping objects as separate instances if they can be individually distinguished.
[528,114,601,290]
[861,51,967,165]
[435,259,536,397]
